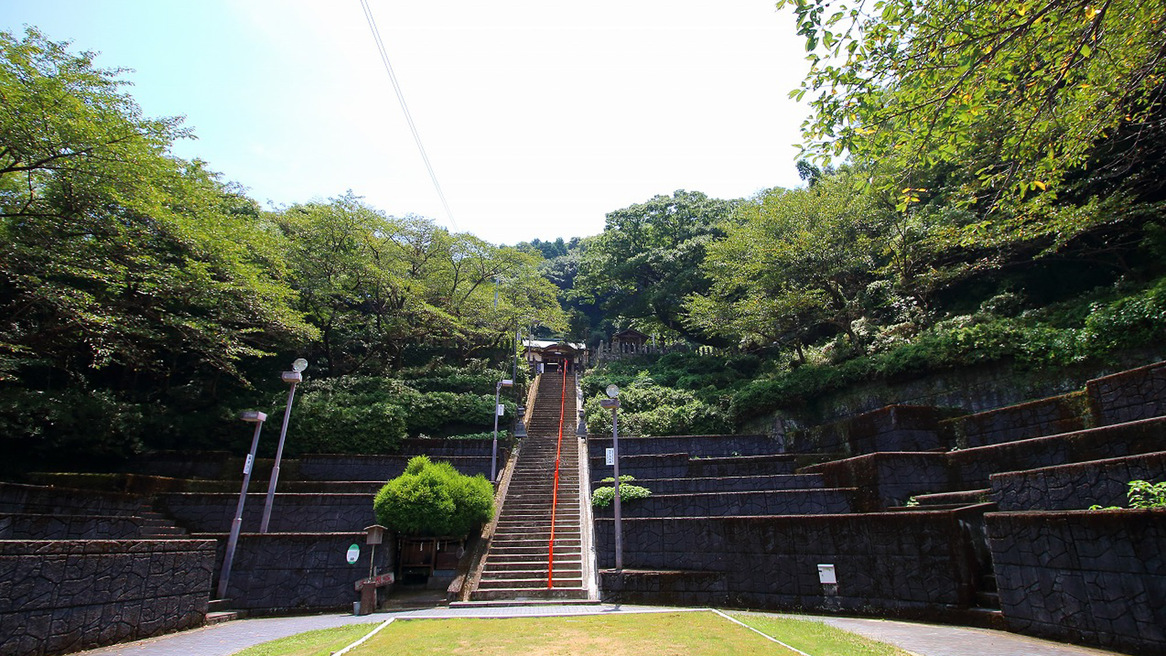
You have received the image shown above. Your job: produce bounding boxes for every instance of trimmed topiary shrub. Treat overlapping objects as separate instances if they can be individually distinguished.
[373,455,494,537]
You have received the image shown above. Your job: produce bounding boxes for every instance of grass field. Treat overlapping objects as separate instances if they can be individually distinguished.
[231,611,913,656]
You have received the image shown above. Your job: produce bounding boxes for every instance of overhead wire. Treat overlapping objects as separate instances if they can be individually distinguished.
[358,0,458,230]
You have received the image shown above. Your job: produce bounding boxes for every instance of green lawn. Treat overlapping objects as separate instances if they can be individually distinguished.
[231,611,913,656]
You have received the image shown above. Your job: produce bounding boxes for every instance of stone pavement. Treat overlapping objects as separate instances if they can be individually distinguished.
[75,605,1124,656]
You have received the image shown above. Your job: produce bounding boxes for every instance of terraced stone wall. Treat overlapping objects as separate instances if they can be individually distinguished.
[595,507,985,622]
[1088,361,1166,426]
[160,492,375,534]
[592,488,855,518]
[939,392,1092,449]
[297,453,500,481]
[0,539,215,656]
[201,531,394,614]
[0,514,147,539]
[795,405,947,455]
[990,452,1166,511]
[987,509,1166,656]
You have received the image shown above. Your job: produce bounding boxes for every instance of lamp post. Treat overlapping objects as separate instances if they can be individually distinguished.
[600,384,622,571]
[260,358,307,533]
[217,410,267,599]
[491,378,514,483]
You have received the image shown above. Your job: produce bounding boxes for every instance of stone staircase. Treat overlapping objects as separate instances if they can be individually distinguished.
[470,371,591,602]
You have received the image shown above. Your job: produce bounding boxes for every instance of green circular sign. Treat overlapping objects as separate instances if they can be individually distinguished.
[346,543,360,564]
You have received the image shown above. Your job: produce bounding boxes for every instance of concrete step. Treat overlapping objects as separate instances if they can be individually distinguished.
[469,587,589,601]
[477,576,584,589]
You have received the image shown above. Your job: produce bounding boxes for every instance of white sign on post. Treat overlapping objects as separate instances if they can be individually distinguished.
[346,543,360,564]
[243,454,254,475]
[605,448,615,466]
[496,403,506,416]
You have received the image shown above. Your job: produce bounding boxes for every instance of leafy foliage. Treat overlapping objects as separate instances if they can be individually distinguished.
[575,190,738,341]
[373,455,494,537]
[781,0,1166,211]
[591,477,652,508]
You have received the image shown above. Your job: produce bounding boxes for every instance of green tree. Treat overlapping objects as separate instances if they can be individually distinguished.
[575,190,738,341]
[0,28,312,387]
[783,0,1166,210]
[686,173,887,357]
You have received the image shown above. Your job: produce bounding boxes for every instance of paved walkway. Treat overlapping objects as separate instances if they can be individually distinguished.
[76,605,1124,656]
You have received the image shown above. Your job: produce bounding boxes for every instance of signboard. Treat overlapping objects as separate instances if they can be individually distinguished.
[243,454,254,475]
[496,403,506,416]
[605,448,615,466]
[817,563,837,585]
[354,572,395,591]
[346,543,360,564]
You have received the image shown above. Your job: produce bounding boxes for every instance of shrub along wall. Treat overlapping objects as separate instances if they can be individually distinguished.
[594,507,986,623]
[0,539,215,656]
[987,509,1166,656]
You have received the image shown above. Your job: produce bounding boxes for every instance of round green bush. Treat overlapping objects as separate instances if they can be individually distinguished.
[373,455,494,536]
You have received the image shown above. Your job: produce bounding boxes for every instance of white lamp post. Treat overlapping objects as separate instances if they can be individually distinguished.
[217,410,267,599]
[491,378,514,482]
[599,384,622,570]
[260,358,307,533]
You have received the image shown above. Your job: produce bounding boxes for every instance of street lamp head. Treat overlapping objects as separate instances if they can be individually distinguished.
[606,384,620,398]
[240,410,267,423]
[499,379,514,388]
[291,358,309,373]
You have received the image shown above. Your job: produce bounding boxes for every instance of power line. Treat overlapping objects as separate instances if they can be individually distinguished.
[358,0,458,230]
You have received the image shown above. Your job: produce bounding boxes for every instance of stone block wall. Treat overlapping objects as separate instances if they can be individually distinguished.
[1088,360,1166,426]
[939,392,1092,449]
[990,451,1166,511]
[202,531,393,614]
[986,509,1166,655]
[160,492,374,534]
[949,416,1166,489]
[124,451,234,480]
[612,474,825,495]
[796,405,946,456]
[0,514,147,539]
[586,434,779,459]
[0,482,142,516]
[804,453,950,509]
[595,508,983,621]
[297,454,499,481]
[592,488,855,518]
[0,539,215,656]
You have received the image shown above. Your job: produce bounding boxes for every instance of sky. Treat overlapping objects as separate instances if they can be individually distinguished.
[0,1,811,245]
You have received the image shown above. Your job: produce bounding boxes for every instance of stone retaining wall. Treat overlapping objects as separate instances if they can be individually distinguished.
[200,531,394,614]
[948,416,1166,489]
[804,453,949,509]
[586,434,779,459]
[990,451,1166,511]
[986,509,1166,655]
[0,482,142,516]
[0,513,147,540]
[595,507,983,621]
[1087,360,1166,426]
[160,492,374,534]
[603,474,825,495]
[0,539,215,656]
[297,454,499,481]
[806,418,1166,507]
[590,453,797,482]
[797,405,946,455]
[592,488,855,518]
[939,392,1092,449]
